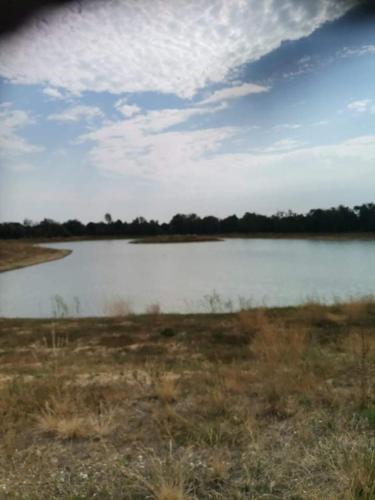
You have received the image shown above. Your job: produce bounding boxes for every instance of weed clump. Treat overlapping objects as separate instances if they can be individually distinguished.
[160,327,176,338]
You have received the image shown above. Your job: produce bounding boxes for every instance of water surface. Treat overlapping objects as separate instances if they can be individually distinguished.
[0,238,374,317]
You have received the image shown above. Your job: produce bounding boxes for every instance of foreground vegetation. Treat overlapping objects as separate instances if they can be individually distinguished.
[0,240,71,273]
[0,301,374,498]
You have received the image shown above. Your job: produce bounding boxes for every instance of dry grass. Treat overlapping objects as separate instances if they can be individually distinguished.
[251,321,309,365]
[0,302,374,498]
[124,448,192,499]
[155,373,179,403]
[37,403,116,440]
[238,306,268,337]
[345,449,375,500]
[146,303,162,315]
[155,485,186,500]
[104,297,134,317]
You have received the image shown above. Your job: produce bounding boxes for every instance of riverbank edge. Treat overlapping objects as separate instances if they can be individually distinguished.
[4,231,375,244]
[0,245,72,273]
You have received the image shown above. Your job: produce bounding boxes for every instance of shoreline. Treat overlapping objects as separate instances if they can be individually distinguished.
[4,231,375,244]
[35,231,375,241]
[0,241,72,273]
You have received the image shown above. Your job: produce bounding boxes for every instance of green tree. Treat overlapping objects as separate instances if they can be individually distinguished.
[104,213,113,224]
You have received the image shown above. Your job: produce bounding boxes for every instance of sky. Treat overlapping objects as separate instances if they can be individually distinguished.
[0,0,374,223]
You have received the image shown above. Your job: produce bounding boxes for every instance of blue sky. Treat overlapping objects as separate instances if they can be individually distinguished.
[0,0,374,223]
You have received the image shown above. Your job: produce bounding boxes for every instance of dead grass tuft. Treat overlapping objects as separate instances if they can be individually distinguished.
[124,448,191,500]
[220,367,247,394]
[251,321,309,365]
[346,450,375,500]
[37,405,115,440]
[155,485,186,500]
[104,298,133,317]
[238,307,269,338]
[341,300,370,322]
[344,330,374,408]
[146,303,161,315]
[208,451,230,481]
[155,374,179,403]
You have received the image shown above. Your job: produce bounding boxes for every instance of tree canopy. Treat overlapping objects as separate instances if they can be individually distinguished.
[0,203,374,239]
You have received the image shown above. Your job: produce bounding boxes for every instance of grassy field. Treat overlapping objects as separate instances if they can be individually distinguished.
[0,302,374,498]
[0,240,71,273]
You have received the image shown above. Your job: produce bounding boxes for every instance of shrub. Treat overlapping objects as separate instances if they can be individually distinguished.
[160,328,176,338]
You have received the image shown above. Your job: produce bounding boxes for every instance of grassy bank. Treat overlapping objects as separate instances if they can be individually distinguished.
[0,240,71,273]
[0,301,374,498]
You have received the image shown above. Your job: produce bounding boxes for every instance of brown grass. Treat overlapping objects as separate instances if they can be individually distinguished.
[104,297,134,317]
[155,373,179,403]
[0,302,374,497]
[146,303,162,315]
[37,400,116,440]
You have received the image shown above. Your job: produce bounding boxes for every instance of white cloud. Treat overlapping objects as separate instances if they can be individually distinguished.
[115,99,141,118]
[0,107,43,157]
[48,104,103,122]
[265,138,303,152]
[273,123,302,130]
[347,99,374,113]
[78,89,375,208]
[42,87,64,99]
[173,134,375,203]
[0,0,355,98]
[199,83,269,104]
[79,104,233,178]
[340,44,375,58]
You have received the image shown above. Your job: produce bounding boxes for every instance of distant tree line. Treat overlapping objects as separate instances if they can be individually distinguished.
[0,203,374,239]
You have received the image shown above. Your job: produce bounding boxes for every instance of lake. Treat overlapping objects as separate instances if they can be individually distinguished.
[0,238,374,317]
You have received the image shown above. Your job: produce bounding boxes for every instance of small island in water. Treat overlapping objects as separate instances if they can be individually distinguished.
[130,234,223,244]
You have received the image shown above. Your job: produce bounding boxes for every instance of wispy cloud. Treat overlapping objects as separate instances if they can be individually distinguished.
[347,99,374,113]
[273,123,302,130]
[42,87,65,99]
[115,99,141,118]
[0,107,43,157]
[340,44,375,58]
[0,0,354,98]
[265,138,304,152]
[79,104,234,178]
[79,87,375,204]
[199,83,269,105]
[48,105,103,122]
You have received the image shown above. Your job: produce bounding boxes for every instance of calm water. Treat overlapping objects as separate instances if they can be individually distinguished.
[0,238,374,317]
